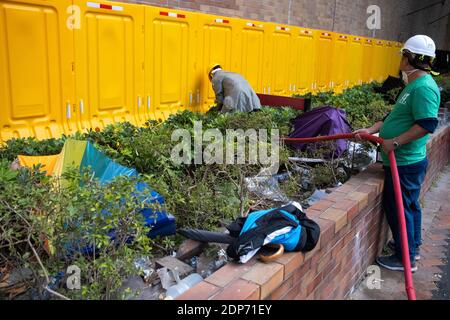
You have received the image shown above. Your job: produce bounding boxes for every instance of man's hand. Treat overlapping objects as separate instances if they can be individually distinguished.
[381,139,396,154]
[353,128,371,141]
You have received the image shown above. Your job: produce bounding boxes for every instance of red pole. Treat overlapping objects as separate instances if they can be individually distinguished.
[283,133,416,300]
[387,151,417,300]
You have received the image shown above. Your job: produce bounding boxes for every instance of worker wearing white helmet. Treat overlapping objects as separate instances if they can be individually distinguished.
[208,63,261,113]
[354,35,441,272]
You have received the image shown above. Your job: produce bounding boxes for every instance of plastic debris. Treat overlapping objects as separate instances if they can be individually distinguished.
[165,273,203,299]
[134,256,155,282]
[244,175,290,203]
[156,267,176,290]
[307,189,328,206]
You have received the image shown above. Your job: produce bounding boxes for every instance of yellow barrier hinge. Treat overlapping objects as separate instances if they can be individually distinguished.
[142,24,145,33]
[72,62,75,72]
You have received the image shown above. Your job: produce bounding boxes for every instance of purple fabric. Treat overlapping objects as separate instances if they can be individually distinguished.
[288,106,352,158]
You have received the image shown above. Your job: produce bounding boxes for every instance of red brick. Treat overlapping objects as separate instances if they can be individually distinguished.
[269,276,294,300]
[304,237,321,261]
[335,183,357,194]
[316,251,333,273]
[275,252,303,279]
[320,207,348,233]
[176,239,206,260]
[293,258,312,285]
[212,279,260,300]
[306,273,323,296]
[332,198,358,220]
[177,281,220,300]
[346,191,369,210]
[315,217,335,246]
[356,184,378,202]
[309,199,335,212]
[205,259,257,288]
[241,262,284,299]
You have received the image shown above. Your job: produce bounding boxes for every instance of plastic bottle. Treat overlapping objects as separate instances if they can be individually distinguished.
[165,272,203,299]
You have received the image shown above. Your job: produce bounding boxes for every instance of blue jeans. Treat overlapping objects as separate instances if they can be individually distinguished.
[383,158,428,263]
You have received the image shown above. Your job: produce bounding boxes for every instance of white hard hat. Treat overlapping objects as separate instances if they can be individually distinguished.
[401,35,436,58]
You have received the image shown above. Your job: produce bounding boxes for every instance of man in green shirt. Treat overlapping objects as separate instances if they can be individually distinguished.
[354,35,440,272]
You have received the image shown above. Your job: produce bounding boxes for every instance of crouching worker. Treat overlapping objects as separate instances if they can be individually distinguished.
[208,63,261,113]
[354,35,440,272]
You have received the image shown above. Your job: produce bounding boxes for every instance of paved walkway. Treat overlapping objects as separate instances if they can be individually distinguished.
[349,165,450,300]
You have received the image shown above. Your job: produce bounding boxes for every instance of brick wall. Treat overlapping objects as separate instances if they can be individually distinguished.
[118,0,450,50]
[177,124,450,300]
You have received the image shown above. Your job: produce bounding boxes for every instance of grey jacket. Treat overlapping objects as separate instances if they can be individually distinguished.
[211,70,261,113]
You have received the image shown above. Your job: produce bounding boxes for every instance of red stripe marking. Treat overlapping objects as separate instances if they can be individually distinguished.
[223,19,229,23]
[178,14,185,18]
[160,11,168,16]
[100,4,112,10]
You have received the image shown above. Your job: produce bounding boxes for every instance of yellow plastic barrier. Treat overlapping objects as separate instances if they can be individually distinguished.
[266,23,297,97]
[74,0,146,130]
[347,36,364,88]
[331,33,350,93]
[144,6,197,122]
[391,42,403,76]
[361,38,375,83]
[294,28,316,95]
[384,41,394,77]
[373,39,386,83]
[237,18,267,95]
[0,0,74,142]
[0,0,403,143]
[314,30,334,92]
[197,13,238,113]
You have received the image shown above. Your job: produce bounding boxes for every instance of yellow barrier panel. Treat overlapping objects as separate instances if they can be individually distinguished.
[347,36,364,87]
[267,23,296,96]
[73,0,146,130]
[144,6,197,121]
[236,19,267,94]
[0,0,75,141]
[391,42,403,77]
[384,41,394,77]
[314,30,334,92]
[197,13,238,112]
[373,39,386,82]
[361,37,374,83]
[294,28,316,95]
[331,33,350,94]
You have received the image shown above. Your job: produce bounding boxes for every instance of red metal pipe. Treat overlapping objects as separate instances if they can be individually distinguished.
[283,133,416,300]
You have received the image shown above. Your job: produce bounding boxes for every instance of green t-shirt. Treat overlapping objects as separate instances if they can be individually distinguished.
[379,74,440,166]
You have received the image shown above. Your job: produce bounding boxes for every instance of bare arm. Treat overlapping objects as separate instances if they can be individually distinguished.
[353,121,383,139]
[381,124,428,153]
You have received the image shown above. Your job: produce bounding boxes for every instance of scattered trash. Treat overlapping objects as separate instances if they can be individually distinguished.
[155,256,194,279]
[288,157,327,164]
[244,175,290,203]
[134,256,155,282]
[307,189,328,206]
[156,267,176,290]
[165,272,203,300]
[347,142,377,172]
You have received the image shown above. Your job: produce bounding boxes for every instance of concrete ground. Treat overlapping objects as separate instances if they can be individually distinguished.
[349,165,450,300]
